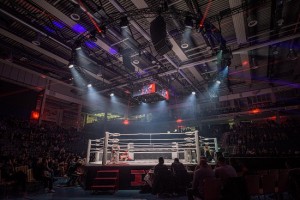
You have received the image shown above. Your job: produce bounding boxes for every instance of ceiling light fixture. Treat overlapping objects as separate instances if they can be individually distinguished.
[184,16,193,29]
[87,83,92,88]
[216,80,221,84]
[181,42,189,49]
[110,93,114,97]
[32,33,41,46]
[287,48,298,61]
[70,5,81,21]
[132,59,139,65]
[247,15,258,27]
[272,46,279,55]
[68,61,74,69]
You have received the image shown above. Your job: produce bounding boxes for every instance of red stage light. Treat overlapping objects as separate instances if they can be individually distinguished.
[242,61,248,66]
[31,111,39,120]
[251,108,261,114]
[269,116,277,121]
[176,118,183,123]
[123,119,129,125]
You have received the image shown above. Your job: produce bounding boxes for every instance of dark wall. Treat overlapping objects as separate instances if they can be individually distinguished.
[0,80,38,119]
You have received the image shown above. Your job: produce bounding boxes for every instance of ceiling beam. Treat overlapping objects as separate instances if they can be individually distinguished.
[112,0,201,93]
[0,28,68,64]
[179,33,300,70]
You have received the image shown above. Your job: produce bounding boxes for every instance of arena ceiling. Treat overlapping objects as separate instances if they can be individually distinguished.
[0,0,299,105]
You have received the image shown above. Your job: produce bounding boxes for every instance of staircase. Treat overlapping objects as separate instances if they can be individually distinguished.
[91,170,119,193]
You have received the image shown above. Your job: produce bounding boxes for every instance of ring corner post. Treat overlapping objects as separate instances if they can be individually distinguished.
[102,132,109,165]
[195,130,200,164]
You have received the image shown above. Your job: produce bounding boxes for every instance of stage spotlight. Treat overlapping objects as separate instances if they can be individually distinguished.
[132,59,139,65]
[181,42,189,49]
[68,61,74,69]
[184,16,193,29]
[89,30,97,42]
[247,15,258,27]
[70,5,81,21]
[272,46,279,55]
[32,33,41,46]
[216,80,221,84]
[75,42,81,50]
[287,48,298,61]
[110,93,114,97]
[87,83,92,88]
[120,16,129,29]
[192,91,196,95]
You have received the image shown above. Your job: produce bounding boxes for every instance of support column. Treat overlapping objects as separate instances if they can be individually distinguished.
[38,88,47,125]
[77,103,82,131]
[276,111,280,124]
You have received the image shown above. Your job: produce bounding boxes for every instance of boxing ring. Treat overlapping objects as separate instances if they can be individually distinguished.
[86,131,218,166]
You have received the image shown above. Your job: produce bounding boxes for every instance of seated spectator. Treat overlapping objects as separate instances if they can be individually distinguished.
[187,158,215,200]
[66,161,82,186]
[1,158,27,195]
[152,157,172,195]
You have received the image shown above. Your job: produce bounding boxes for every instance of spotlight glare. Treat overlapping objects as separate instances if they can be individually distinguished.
[192,91,196,95]
[216,80,221,84]
[110,93,114,97]
[87,83,92,88]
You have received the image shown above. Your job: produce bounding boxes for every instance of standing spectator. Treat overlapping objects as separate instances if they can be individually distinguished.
[152,157,172,195]
[42,158,55,193]
[214,156,237,184]
[187,158,214,200]
[171,158,188,194]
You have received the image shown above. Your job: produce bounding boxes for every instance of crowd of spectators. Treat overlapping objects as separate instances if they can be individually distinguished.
[223,119,300,156]
[0,116,86,195]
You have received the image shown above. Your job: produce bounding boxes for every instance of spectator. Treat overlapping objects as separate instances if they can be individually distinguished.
[66,160,82,186]
[171,158,188,194]
[1,158,27,195]
[42,158,55,193]
[152,157,172,196]
[214,156,237,184]
[187,158,214,200]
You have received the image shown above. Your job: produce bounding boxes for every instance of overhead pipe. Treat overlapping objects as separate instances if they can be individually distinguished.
[0,8,72,51]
